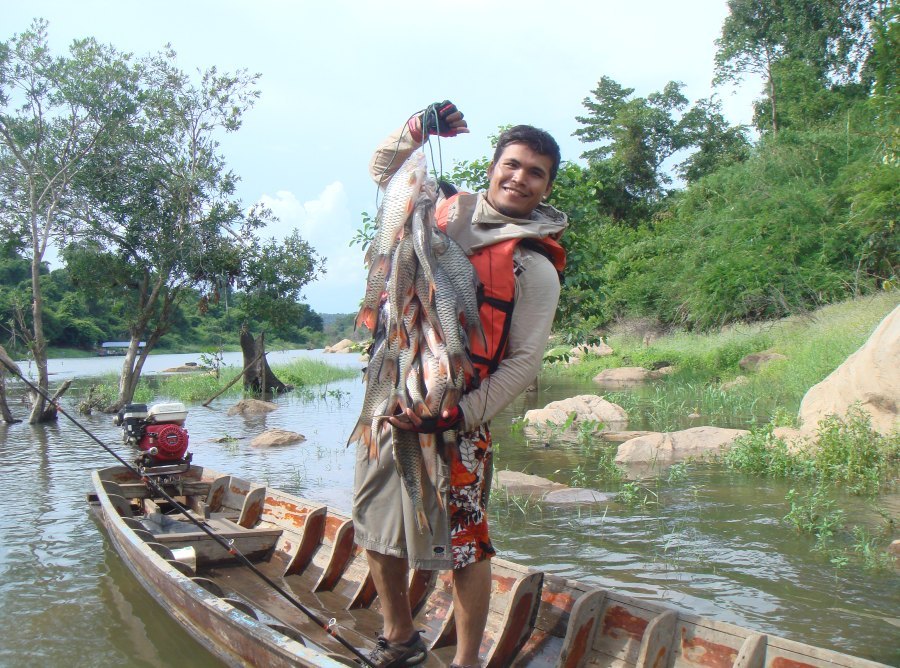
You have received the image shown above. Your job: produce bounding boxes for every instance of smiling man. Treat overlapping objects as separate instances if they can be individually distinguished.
[355,101,567,668]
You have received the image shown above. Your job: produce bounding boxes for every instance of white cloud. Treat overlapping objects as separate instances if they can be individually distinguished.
[257,182,366,314]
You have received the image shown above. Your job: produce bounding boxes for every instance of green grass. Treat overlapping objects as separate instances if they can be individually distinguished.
[74,359,359,405]
[559,291,899,420]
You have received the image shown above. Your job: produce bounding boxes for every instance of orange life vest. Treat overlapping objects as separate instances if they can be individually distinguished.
[436,194,566,381]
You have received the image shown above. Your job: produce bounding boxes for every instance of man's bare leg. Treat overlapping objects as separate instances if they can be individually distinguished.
[451,559,491,666]
[366,550,416,643]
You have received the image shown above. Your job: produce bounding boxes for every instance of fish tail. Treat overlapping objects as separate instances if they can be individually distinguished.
[355,305,376,332]
[468,321,488,353]
[415,505,432,535]
[414,401,433,418]
[418,433,443,511]
[346,419,370,449]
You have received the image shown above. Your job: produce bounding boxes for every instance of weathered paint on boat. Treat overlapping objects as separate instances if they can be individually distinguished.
[88,465,892,668]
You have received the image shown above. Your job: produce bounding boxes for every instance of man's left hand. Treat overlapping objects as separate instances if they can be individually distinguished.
[388,405,463,433]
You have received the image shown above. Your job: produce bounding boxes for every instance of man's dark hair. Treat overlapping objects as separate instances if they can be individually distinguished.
[492,125,561,182]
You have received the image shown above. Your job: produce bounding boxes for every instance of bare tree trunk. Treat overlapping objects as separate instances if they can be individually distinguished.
[0,345,22,424]
[27,245,53,423]
[239,326,291,396]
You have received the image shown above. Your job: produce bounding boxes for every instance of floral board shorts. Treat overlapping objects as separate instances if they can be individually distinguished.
[352,425,495,571]
[446,427,496,569]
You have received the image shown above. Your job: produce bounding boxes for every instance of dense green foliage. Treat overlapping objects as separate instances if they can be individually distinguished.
[552,0,896,335]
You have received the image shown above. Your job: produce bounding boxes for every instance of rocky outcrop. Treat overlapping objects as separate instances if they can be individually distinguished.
[799,305,899,437]
[251,428,306,447]
[494,470,566,498]
[721,375,750,391]
[738,351,787,371]
[524,394,627,442]
[324,339,355,353]
[542,488,614,505]
[227,399,278,416]
[615,426,749,465]
[565,341,614,365]
[599,430,656,443]
[162,363,204,373]
[593,367,670,386]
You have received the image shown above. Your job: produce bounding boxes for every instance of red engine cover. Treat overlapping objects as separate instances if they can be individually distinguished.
[140,423,189,461]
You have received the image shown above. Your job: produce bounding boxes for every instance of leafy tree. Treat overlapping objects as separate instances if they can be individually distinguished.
[0,19,138,422]
[714,0,880,134]
[676,97,751,183]
[574,77,690,206]
[68,49,324,410]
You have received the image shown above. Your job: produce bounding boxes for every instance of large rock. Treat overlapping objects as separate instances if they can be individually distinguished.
[594,367,663,386]
[251,428,306,447]
[227,399,278,416]
[599,430,656,443]
[524,394,627,442]
[494,470,566,498]
[739,351,787,371]
[566,341,614,365]
[324,338,355,353]
[615,426,749,465]
[799,305,900,437]
[720,375,750,391]
[542,488,615,505]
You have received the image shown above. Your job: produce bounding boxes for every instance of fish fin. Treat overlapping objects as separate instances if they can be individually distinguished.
[355,305,375,332]
[415,507,432,535]
[418,433,443,511]
[347,419,370,449]
[438,386,462,418]
[467,320,488,354]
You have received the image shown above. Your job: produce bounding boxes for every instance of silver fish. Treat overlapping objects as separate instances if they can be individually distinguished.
[386,235,417,347]
[433,264,474,388]
[347,337,393,460]
[433,229,486,352]
[410,189,438,301]
[392,426,431,534]
[356,152,426,331]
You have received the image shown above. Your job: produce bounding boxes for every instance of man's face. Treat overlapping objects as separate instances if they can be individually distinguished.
[486,142,554,218]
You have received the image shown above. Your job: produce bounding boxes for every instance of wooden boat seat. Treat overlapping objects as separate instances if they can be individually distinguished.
[148,515,282,566]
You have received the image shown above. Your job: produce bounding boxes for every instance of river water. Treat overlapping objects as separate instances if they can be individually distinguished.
[0,350,897,666]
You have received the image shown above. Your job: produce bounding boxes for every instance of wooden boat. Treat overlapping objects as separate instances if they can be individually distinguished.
[89,464,890,668]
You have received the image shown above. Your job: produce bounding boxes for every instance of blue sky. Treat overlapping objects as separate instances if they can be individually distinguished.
[7,1,761,314]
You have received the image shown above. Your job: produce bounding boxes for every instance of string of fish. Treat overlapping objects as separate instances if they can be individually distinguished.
[348,151,486,536]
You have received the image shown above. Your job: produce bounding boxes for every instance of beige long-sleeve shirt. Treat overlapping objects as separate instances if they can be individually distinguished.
[369,125,567,432]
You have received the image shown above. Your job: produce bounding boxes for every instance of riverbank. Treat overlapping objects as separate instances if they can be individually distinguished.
[557,291,899,424]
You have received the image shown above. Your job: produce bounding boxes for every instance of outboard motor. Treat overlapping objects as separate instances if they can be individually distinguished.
[114,402,191,472]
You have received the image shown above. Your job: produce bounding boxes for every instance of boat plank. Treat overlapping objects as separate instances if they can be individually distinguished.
[734,634,767,668]
[484,571,543,667]
[556,589,607,668]
[238,487,266,528]
[636,609,677,668]
[314,518,356,592]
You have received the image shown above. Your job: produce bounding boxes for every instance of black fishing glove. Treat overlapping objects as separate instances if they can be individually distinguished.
[409,405,464,434]
[420,100,463,137]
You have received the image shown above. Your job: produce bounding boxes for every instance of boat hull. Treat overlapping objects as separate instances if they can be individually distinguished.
[88,464,891,668]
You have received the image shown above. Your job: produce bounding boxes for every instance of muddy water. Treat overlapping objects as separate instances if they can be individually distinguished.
[0,351,897,666]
